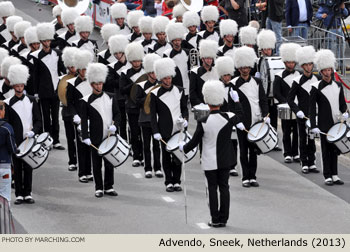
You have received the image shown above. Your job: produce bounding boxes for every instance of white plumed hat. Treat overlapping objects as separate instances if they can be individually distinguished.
[0,48,9,69]
[24,27,39,45]
[36,22,55,41]
[75,15,93,33]
[201,5,219,23]
[280,43,301,62]
[14,21,31,39]
[0,1,15,18]
[220,19,238,38]
[215,56,234,77]
[87,63,108,84]
[296,45,316,66]
[152,15,169,34]
[6,15,23,33]
[234,46,257,69]
[111,3,128,19]
[125,42,144,62]
[199,39,218,59]
[154,58,176,80]
[202,80,225,106]
[239,26,257,45]
[101,23,120,43]
[143,53,161,73]
[62,47,80,68]
[1,56,21,78]
[8,64,29,86]
[139,16,153,34]
[108,34,129,54]
[257,29,276,50]
[52,5,62,18]
[183,11,200,28]
[127,10,144,28]
[61,8,79,27]
[166,22,186,42]
[74,49,93,70]
[315,49,336,71]
[173,3,188,18]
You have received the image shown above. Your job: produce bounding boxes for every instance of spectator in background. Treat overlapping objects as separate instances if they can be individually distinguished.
[266,0,284,54]
[117,0,141,10]
[219,0,248,28]
[142,0,157,16]
[285,0,313,39]
[155,0,163,16]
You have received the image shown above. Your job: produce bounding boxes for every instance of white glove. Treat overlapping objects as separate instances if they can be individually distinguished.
[255,72,261,79]
[83,138,91,146]
[178,141,186,152]
[263,116,271,125]
[311,128,321,134]
[236,122,246,131]
[182,119,188,128]
[25,131,35,138]
[108,125,117,133]
[153,133,162,141]
[342,112,349,120]
[176,117,188,130]
[296,111,305,119]
[230,90,239,102]
[73,114,81,124]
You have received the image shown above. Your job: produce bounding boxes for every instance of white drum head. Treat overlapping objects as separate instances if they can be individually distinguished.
[36,132,49,143]
[98,136,117,155]
[32,144,41,153]
[166,132,186,152]
[327,123,347,142]
[247,123,269,141]
[193,104,210,111]
[17,138,35,156]
[277,103,290,109]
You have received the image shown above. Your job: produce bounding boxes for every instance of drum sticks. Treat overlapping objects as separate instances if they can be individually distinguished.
[257,113,270,137]
[90,144,101,153]
[244,129,256,138]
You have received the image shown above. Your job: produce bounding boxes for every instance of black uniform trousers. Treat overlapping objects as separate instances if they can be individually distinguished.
[160,140,181,186]
[127,112,143,161]
[268,99,278,130]
[237,130,258,181]
[231,139,238,169]
[297,120,316,167]
[141,125,161,172]
[75,126,92,178]
[12,157,32,197]
[204,168,230,224]
[281,119,299,157]
[40,96,60,144]
[320,135,339,179]
[63,118,77,165]
[91,148,114,191]
[118,100,127,141]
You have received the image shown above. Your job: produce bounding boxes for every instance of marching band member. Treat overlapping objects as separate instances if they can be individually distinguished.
[72,16,98,59]
[5,64,42,204]
[111,2,132,36]
[120,42,145,167]
[98,23,120,65]
[310,49,348,186]
[180,80,244,228]
[148,15,171,56]
[56,8,80,50]
[172,3,188,23]
[273,43,301,163]
[197,5,221,46]
[182,11,200,50]
[67,50,94,183]
[126,10,144,42]
[190,39,218,107]
[231,46,269,188]
[32,22,66,150]
[80,63,121,197]
[217,19,238,58]
[150,58,188,192]
[139,16,156,54]
[51,5,65,49]
[238,25,258,49]
[0,56,20,100]
[287,46,319,174]
[0,16,22,53]
[0,1,15,46]
[0,49,10,100]
[11,21,31,60]
[135,53,163,179]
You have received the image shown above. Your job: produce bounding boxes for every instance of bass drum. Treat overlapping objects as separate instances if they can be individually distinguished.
[260,57,285,98]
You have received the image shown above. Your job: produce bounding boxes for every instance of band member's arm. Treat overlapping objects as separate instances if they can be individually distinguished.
[150,93,159,134]
[309,86,318,129]
[183,122,204,154]
[189,71,201,106]
[228,86,244,123]
[180,89,189,121]
[135,85,146,108]
[80,99,89,140]
[257,79,269,117]
[339,85,348,113]
[57,54,67,76]
[119,72,133,96]
[32,57,40,95]
[104,68,118,93]
[66,85,78,116]
[287,81,300,114]
[32,98,42,134]
[173,67,184,88]
[273,75,287,103]
[112,94,121,128]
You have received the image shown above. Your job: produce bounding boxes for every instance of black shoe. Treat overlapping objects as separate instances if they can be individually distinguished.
[145,171,152,178]
[68,164,77,171]
[325,179,333,186]
[308,168,320,173]
[79,176,88,183]
[242,180,250,188]
[301,166,309,174]
[104,189,118,196]
[229,169,238,176]
[333,179,344,185]
[53,143,65,150]
[95,190,103,198]
[155,170,164,178]
[250,180,259,187]
[273,146,282,151]
[24,196,35,204]
[166,184,174,192]
[293,155,300,163]
[14,196,24,205]
[174,184,182,192]
[284,156,292,163]
[208,221,221,228]
[132,160,141,167]
[86,175,94,181]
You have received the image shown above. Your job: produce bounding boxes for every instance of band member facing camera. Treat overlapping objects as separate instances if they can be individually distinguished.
[5,64,42,204]
[217,19,238,58]
[80,63,121,198]
[0,15,22,53]
[57,8,80,51]
[287,46,319,174]
[0,1,15,46]
[179,80,245,228]
[310,49,348,186]
[150,58,188,192]
[1,54,20,100]
[98,23,120,65]
[148,16,171,56]
[197,5,220,46]
[182,11,201,50]
[126,10,144,43]
[110,3,132,36]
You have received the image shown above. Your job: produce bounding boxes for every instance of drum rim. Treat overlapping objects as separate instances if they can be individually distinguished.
[166,131,188,152]
[247,121,270,142]
[326,122,349,143]
[32,150,49,169]
[36,132,49,143]
[16,138,36,157]
[32,144,43,153]
[97,135,118,156]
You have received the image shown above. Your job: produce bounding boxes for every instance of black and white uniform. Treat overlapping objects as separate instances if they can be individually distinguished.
[5,94,42,198]
[135,80,161,173]
[141,38,156,54]
[0,39,19,54]
[183,110,241,224]
[22,50,37,96]
[127,32,143,43]
[288,74,319,167]
[183,32,198,50]
[217,44,236,59]
[32,48,66,145]
[11,43,30,62]
[309,79,348,179]
[0,23,11,45]
[189,66,219,107]
[117,23,132,36]
[119,66,145,162]
[273,69,301,158]
[229,76,269,182]
[97,48,115,65]
[51,22,67,49]
[56,30,80,51]
[196,29,221,48]
[0,79,14,100]
[148,41,172,57]
[66,77,93,178]
[80,91,121,191]
[72,39,98,60]
[150,84,188,186]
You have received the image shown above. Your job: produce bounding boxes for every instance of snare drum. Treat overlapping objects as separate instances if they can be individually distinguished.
[326,122,350,154]
[192,104,210,121]
[166,131,198,163]
[259,57,285,98]
[36,132,53,150]
[98,135,131,167]
[16,139,49,169]
[277,103,296,120]
[247,122,278,153]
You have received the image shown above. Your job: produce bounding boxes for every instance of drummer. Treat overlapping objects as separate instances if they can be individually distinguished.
[80,63,121,198]
[4,64,42,204]
[179,80,245,228]
[273,43,301,163]
[287,46,320,174]
[309,49,348,186]
[230,46,269,188]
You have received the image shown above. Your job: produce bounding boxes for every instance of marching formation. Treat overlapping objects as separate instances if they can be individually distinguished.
[0,0,349,230]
